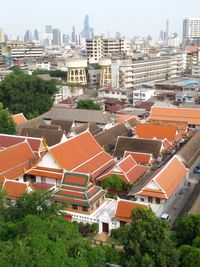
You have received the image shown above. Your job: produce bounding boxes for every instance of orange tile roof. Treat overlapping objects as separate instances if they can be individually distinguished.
[0,142,36,184]
[49,132,115,178]
[115,114,139,123]
[150,107,200,125]
[124,151,152,165]
[114,200,149,223]
[139,156,188,199]
[12,113,27,125]
[135,124,177,142]
[126,165,149,184]
[118,155,137,173]
[149,121,188,135]
[2,180,28,199]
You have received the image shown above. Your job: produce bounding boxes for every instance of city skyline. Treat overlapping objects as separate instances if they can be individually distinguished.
[1,0,200,39]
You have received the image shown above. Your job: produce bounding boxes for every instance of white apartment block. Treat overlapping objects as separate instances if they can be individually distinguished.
[113,54,187,89]
[183,18,200,46]
[133,87,155,105]
[98,87,128,101]
[86,36,131,63]
[3,42,44,58]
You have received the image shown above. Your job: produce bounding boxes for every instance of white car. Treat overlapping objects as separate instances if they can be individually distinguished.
[160,213,170,221]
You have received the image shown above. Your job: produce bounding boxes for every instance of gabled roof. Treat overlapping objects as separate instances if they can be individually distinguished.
[0,142,36,184]
[126,117,140,128]
[53,172,106,207]
[115,114,139,123]
[0,134,44,156]
[137,156,188,199]
[51,119,74,134]
[135,124,178,142]
[26,166,63,180]
[15,116,46,134]
[12,113,27,125]
[49,131,115,179]
[94,123,132,153]
[124,151,152,165]
[114,137,162,159]
[114,199,149,223]
[74,122,102,136]
[98,155,149,184]
[42,107,116,125]
[2,179,29,199]
[178,131,200,168]
[150,106,200,125]
[20,127,64,147]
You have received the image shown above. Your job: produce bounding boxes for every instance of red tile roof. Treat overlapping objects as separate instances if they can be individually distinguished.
[135,124,178,142]
[2,179,29,199]
[150,107,200,125]
[114,200,149,223]
[0,134,44,156]
[115,114,140,123]
[12,113,27,125]
[0,142,36,184]
[138,156,188,199]
[124,151,152,165]
[118,155,137,173]
[49,132,115,179]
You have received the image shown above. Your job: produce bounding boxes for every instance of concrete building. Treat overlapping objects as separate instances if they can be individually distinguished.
[66,57,87,84]
[133,85,155,105]
[114,54,187,89]
[183,18,200,47]
[3,42,44,58]
[86,36,131,63]
[192,64,200,78]
[98,87,128,101]
[52,28,62,46]
[99,58,112,86]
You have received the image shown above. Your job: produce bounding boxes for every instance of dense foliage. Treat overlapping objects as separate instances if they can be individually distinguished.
[0,68,58,119]
[32,69,67,78]
[77,99,102,110]
[0,103,16,134]
[100,174,132,192]
[0,191,120,267]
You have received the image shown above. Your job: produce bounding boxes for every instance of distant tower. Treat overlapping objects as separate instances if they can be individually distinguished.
[165,20,169,45]
[34,29,39,41]
[81,15,94,39]
[45,25,52,34]
[52,28,61,46]
[72,26,76,43]
[24,30,33,42]
[0,27,5,43]
[159,30,164,41]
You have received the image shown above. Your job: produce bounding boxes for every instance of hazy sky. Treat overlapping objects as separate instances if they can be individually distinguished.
[1,0,200,39]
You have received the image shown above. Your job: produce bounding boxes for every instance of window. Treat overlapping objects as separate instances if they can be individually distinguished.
[140,198,145,202]
[41,177,46,183]
[156,198,160,204]
[82,207,88,212]
[148,197,153,203]
[72,204,78,210]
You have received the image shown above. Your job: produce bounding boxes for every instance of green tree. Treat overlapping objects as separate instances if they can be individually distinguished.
[100,174,132,192]
[0,68,58,119]
[0,103,16,134]
[121,207,178,267]
[179,245,200,267]
[173,214,200,246]
[77,99,102,110]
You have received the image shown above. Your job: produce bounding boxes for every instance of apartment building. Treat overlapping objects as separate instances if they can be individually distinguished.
[86,36,131,63]
[183,18,200,47]
[192,64,200,78]
[1,41,44,58]
[113,54,186,89]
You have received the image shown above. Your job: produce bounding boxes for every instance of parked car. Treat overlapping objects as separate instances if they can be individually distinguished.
[194,165,200,174]
[160,213,170,221]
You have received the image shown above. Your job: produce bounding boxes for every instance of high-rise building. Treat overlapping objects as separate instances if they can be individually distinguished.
[183,18,200,47]
[52,28,61,46]
[0,27,5,43]
[45,25,52,34]
[71,26,76,43]
[165,20,169,45]
[34,29,39,41]
[81,15,94,39]
[24,30,34,42]
[115,32,121,39]
[159,30,164,41]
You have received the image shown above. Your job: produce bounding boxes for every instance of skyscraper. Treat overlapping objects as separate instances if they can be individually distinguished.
[24,30,34,42]
[183,18,200,47]
[34,29,39,41]
[0,27,5,43]
[71,26,76,43]
[81,15,94,39]
[52,28,61,46]
[45,25,52,34]
[165,20,169,45]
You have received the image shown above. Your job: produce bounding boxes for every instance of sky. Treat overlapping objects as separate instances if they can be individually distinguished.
[1,0,200,39]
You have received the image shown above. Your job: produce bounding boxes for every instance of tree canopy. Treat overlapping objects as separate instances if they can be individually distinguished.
[120,207,179,267]
[100,174,132,192]
[32,69,67,78]
[0,103,16,134]
[77,99,102,110]
[0,68,58,119]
